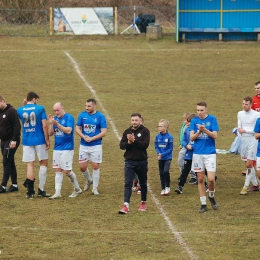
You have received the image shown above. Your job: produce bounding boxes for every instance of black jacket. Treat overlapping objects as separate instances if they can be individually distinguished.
[0,104,21,141]
[120,124,150,161]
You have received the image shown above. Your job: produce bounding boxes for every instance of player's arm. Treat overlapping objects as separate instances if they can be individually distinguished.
[52,121,72,135]
[190,130,200,141]
[42,119,50,150]
[48,114,55,136]
[203,129,218,139]
[89,128,107,142]
[76,125,85,139]
[255,132,260,140]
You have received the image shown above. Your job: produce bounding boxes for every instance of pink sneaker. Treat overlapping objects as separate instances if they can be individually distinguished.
[138,202,147,212]
[118,205,129,214]
[247,185,259,192]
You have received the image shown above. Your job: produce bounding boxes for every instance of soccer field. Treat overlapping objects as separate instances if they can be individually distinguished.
[0,35,260,259]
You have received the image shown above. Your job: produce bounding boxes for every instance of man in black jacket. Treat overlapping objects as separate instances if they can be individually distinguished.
[118,113,150,214]
[0,95,21,193]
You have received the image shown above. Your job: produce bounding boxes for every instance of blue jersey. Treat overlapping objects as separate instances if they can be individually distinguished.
[183,126,193,160]
[254,118,260,156]
[53,113,74,150]
[189,114,219,155]
[76,111,107,146]
[154,132,174,160]
[17,104,47,146]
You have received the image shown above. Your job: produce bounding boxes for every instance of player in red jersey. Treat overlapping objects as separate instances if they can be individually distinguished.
[251,81,260,112]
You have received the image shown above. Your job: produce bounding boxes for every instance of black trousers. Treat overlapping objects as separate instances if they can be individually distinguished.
[1,139,20,187]
[124,160,148,203]
[158,160,171,189]
[179,159,192,187]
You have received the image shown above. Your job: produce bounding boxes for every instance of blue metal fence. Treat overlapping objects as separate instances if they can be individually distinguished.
[176,0,260,42]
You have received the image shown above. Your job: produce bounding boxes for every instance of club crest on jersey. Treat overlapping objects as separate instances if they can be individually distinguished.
[165,138,168,142]
[137,133,141,137]
[3,114,6,118]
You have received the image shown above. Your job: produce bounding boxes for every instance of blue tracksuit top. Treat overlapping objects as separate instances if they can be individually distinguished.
[183,126,193,160]
[154,131,174,160]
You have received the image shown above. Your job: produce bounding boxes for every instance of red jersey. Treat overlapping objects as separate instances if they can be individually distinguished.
[251,95,260,112]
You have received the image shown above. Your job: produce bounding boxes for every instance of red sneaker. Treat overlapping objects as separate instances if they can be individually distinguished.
[118,205,129,214]
[247,185,259,192]
[138,201,147,212]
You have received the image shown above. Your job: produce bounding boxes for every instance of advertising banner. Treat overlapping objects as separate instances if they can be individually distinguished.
[54,8,114,35]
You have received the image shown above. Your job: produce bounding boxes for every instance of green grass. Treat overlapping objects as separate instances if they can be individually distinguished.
[0,35,260,259]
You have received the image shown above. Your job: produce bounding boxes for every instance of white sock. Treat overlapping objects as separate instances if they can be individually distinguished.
[124,202,129,208]
[244,168,252,188]
[38,166,47,191]
[250,167,258,186]
[82,168,92,181]
[12,184,17,188]
[93,169,100,188]
[200,196,207,205]
[67,171,80,190]
[55,172,63,195]
[208,189,215,198]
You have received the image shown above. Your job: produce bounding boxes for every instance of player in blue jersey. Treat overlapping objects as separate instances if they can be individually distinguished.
[48,102,82,199]
[76,98,107,195]
[190,101,219,213]
[17,92,50,199]
[154,119,173,196]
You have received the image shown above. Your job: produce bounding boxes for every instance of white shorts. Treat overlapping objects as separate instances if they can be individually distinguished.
[53,150,74,170]
[191,154,217,172]
[240,136,257,161]
[79,144,102,164]
[22,144,48,162]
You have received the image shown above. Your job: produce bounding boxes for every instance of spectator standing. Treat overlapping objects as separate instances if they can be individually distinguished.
[118,113,150,214]
[48,102,82,199]
[76,98,107,195]
[0,95,21,193]
[17,92,50,199]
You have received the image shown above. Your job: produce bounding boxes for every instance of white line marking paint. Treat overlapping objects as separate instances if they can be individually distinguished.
[64,51,199,260]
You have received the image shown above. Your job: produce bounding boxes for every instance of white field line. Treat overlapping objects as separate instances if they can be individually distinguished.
[0,48,259,52]
[64,50,199,260]
[0,226,254,234]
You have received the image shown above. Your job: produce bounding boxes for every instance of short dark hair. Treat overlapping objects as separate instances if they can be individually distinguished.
[197,101,207,107]
[87,98,96,104]
[27,92,39,101]
[131,113,142,118]
[243,96,252,103]
[255,81,260,86]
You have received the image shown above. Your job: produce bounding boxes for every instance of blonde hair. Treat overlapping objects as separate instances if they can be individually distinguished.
[159,119,169,128]
[183,112,191,119]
